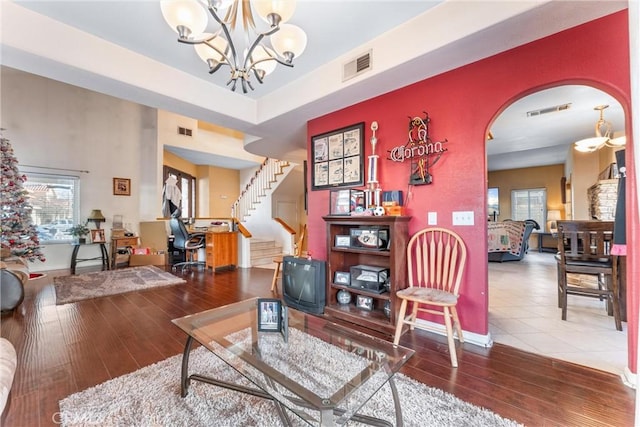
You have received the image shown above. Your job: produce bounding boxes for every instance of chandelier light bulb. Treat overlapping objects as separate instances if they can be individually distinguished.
[253,0,297,26]
[194,35,229,65]
[160,0,208,37]
[271,24,307,62]
[248,45,277,76]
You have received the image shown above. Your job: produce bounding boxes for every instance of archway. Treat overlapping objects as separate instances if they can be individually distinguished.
[486,84,628,374]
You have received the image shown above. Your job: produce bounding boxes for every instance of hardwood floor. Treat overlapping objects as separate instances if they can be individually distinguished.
[1,266,635,426]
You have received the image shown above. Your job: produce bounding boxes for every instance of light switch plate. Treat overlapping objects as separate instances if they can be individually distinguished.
[428,212,437,225]
[452,211,474,225]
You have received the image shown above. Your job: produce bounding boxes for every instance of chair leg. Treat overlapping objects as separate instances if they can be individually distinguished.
[409,303,419,331]
[561,273,568,321]
[451,306,464,343]
[270,261,282,293]
[443,307,458,368]
[610,261,622,331]
[393,299,408,346]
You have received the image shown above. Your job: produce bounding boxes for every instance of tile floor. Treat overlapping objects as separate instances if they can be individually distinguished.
[488,250,628,375]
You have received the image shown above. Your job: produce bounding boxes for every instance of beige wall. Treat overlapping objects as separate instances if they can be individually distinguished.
[198,165,239,218]
[488,164,565,223]
[163,150,197,176]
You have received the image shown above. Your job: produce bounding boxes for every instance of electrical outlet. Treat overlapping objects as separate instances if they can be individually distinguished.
[452,211,474,226]
[428,212,437,225]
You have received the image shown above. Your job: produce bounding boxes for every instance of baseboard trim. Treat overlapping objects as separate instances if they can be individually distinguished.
[413,318,493,347]
[622,366,637,389]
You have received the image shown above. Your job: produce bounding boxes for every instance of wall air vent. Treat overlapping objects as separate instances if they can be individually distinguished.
[526,103,572,117]
[178,126,193,137]
[342,50,372,82]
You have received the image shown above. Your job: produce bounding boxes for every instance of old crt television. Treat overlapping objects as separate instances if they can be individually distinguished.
[282,256,326,315]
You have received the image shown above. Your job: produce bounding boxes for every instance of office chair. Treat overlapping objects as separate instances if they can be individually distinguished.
[169,216,206,272]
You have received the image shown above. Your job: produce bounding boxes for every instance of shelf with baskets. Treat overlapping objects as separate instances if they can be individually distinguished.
[323,215,410,336]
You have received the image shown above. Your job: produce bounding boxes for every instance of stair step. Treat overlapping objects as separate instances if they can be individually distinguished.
[250,238,283,267]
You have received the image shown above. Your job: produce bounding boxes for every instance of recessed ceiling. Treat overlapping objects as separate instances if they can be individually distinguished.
[488,85,625,172]
[1,1,628,170]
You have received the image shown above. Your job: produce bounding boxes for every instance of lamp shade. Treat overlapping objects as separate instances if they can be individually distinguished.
[160,0,208,35]
[271,24,307,61]
[253,0,297,25]
[547,210,561,221]
[88,209,106,222]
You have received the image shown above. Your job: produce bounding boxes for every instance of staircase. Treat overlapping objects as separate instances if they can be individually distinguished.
[249,238,283,267]
[231,158,290,221]
[230,158,296,268]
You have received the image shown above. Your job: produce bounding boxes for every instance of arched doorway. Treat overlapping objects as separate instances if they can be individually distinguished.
[486,84,628,374]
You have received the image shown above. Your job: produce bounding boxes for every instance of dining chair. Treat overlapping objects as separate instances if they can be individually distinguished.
[393,227,467,367]
[556,220,622,331]
[271,224,307,293]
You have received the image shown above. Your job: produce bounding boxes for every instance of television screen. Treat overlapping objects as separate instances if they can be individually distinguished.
[282,256,326,315]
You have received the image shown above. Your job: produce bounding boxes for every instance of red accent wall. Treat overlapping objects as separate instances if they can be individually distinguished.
[307,11,635,370]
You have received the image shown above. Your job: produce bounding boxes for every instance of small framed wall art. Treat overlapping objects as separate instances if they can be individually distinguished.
[311,122,364,190]
[113,177,131,196]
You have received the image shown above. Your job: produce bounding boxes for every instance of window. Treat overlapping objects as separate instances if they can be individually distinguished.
[24,173,80,244]
[511,188,546,227]
[163,166,196,218]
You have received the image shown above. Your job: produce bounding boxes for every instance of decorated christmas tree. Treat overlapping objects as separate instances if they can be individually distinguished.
[0,131,45,262]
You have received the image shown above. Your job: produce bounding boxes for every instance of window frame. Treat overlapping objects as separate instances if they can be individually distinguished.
[510,187,547,228]
[23,172,80,245]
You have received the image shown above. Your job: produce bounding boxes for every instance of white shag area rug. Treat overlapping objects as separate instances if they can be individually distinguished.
[59,328,521,426]
[54,266,186,305]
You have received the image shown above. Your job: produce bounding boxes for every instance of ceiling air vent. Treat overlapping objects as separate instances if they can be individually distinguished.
[342,50,372,82]
[526,103,572,117]
[178,126,193,137]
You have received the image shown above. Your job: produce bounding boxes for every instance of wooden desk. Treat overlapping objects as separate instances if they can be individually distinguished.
[205,232,237,270]
[70,243,109,274]
[110,236,140,269]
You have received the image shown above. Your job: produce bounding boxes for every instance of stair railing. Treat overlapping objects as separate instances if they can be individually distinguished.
[231,158,290,221]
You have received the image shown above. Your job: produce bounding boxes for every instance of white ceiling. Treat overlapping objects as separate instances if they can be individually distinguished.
[0,1,628,171]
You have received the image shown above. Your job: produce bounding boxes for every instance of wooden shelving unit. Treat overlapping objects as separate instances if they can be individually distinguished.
[323,215,410,336]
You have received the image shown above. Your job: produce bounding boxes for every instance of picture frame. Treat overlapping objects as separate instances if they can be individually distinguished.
[311,122,364,190]
[257,298,283,332]
[334,271,351,286]
[356,295,374,311]
[113,177,131,196]
[334,235,351,248]
[330,189,365,215]
[90,229,106,243]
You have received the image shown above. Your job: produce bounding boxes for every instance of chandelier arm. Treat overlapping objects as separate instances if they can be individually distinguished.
[202,39,233,68]
[206,4,239,72]
[252,68,264,84]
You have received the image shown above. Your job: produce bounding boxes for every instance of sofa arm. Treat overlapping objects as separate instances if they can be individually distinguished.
[0,338,17,416]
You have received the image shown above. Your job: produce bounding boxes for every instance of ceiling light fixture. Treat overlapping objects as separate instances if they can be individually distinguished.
[574,105,626,153]
[160,0,307,93]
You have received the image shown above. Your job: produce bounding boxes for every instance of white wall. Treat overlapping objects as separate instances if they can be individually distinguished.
[1,67,158,272]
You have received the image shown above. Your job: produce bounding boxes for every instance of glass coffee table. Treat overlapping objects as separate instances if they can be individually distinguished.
[172,298,414,426]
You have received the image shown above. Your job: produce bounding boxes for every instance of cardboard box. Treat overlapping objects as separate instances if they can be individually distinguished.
[128,253,166,266]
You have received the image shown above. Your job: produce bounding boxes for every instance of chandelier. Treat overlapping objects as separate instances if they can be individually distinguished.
[574,105,626,153]
[160,0,307,93]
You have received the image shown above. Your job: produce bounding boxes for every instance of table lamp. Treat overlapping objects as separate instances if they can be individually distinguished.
[88,209,106,229]
[547,210,561,232]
